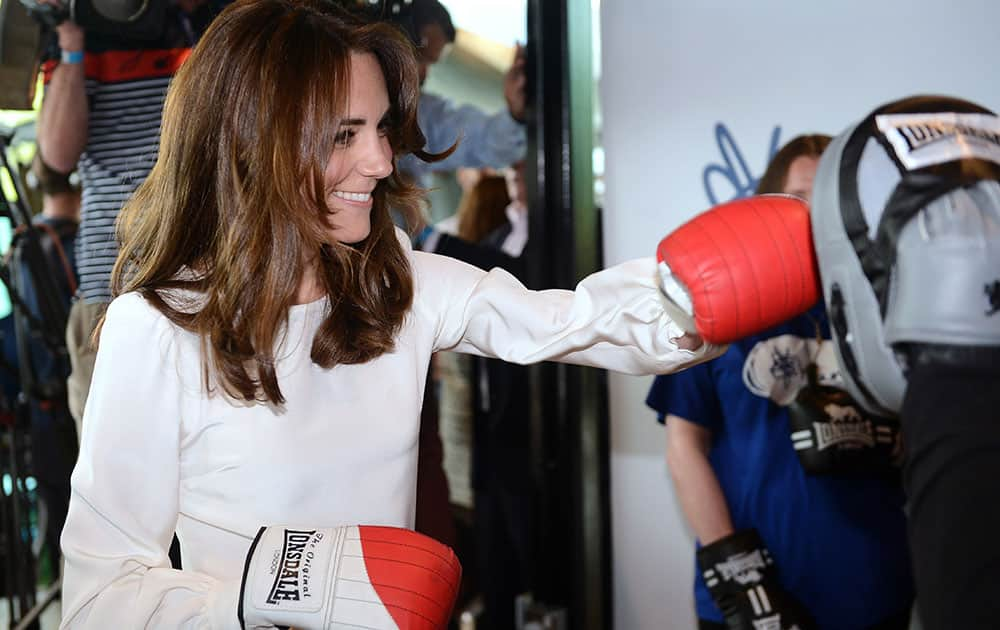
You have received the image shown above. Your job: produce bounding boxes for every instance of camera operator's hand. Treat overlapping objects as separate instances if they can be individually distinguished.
[56,20,83,52]
[38,0,84,52]
[56,20,85,53]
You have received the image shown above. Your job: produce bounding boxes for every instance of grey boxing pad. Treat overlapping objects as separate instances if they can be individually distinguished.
[886,181,1000,347]
[811,95,1000,417]
[812,130,907,416]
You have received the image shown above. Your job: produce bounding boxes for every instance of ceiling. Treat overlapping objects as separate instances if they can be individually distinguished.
[442,0,527,44]
[441,0,526,73]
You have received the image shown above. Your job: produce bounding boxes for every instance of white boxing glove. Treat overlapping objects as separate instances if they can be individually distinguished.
[234,525,460,629]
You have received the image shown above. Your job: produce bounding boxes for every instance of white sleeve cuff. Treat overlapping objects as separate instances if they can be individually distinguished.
[206,579,242,630]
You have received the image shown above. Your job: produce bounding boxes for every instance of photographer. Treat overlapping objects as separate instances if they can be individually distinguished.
[35,0,220,437]
[4,153,82,580]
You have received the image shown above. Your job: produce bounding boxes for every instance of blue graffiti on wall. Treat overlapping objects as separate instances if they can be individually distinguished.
[702,123,782,205]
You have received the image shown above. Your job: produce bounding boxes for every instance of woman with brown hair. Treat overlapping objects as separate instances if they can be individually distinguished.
[455,174,511,244]
[58,0,717,628]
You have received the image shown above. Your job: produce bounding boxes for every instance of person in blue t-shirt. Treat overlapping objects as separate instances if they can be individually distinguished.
[646,135,914,630]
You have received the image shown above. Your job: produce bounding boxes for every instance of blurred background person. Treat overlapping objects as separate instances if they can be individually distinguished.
[645,135,914,630]
[26,154,80,583]
[0,152,80,587]
[36,0,218,438]
[389,0,529,584]
[395,0,526,189]
[416,161,535,628]
[34,0,223,578]
[416,171,515,621]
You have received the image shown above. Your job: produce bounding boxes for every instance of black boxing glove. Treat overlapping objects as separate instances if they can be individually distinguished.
[788,365,903,476]
[697,529,815,630]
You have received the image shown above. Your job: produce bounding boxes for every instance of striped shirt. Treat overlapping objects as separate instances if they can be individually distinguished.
[44,37,193,303]
[82,48,189,303]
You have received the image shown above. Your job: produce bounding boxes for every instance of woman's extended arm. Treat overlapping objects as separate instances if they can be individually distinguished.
[418,252,723,375]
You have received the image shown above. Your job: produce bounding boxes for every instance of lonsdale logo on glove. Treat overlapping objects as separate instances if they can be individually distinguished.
[875,112,1000,170]
[252,527,336,615]
[239,524,462,629]
[697,530,816,630]
[811,404,875,451]
[788,365,901,477]
[267,529,323,604]
[714,550,769,585]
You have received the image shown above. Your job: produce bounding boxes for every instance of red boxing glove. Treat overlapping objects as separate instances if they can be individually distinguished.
[656,195,820,344]
[237,525,461,629]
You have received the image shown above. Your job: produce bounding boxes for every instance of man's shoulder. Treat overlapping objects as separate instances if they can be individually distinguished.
[82,47,191,86]
[83,19,196,86]
[34,216,78,239]
[418,90,447,108]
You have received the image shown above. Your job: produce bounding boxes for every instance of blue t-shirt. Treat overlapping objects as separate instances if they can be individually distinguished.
[646,304,913,629]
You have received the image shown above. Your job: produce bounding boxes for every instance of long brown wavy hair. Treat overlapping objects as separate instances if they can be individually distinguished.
[110,0,442,405]
[456,175,510,243]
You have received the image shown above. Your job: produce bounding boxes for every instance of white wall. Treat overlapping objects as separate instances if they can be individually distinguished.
[600,2,1000,628]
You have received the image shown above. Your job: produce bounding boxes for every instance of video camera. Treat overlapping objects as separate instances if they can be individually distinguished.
[0,0,170,110]
[0,0,418,108]
[18,0,168,40]
[338,0,418,42]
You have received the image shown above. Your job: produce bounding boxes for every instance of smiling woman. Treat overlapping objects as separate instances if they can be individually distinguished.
[110,0,438,403]
[56,1,720,628]
[321,52,394,249]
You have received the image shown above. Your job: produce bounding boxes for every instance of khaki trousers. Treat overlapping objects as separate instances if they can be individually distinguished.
[65,299,106,442]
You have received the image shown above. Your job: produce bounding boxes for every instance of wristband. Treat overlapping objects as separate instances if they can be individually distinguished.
[61,50,84,65]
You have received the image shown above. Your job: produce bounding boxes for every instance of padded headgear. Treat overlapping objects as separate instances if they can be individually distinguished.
[811,95,1000,416]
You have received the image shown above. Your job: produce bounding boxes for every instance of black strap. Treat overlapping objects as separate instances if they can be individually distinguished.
[237,526,268,630]
[837,95,999,315]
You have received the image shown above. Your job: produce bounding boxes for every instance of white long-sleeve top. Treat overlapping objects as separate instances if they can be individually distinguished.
[60,249,722,629]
